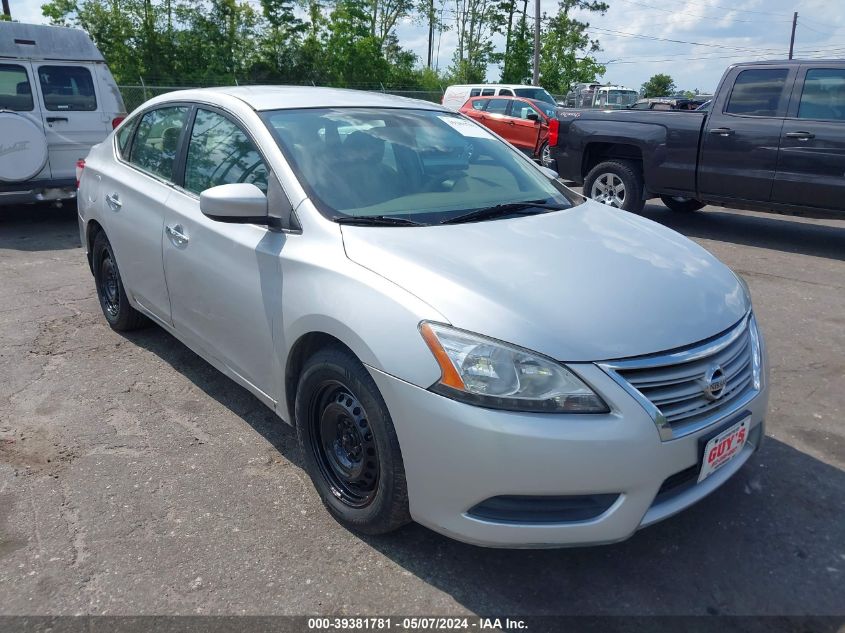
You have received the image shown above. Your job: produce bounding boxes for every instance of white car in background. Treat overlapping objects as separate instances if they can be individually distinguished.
[0,22,125,206]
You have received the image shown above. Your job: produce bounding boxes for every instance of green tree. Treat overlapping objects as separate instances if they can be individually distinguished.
[641,73,676,97]
[538,0,607,95]
[499,0,530,83]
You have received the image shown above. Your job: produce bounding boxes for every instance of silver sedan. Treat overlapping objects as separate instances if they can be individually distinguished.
[77,87,769,547]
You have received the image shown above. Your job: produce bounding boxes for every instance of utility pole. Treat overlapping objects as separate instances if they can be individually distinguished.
[789,11,797,59]
[2,0,11,20]
[532,0,540,85]
[427,0,434,68]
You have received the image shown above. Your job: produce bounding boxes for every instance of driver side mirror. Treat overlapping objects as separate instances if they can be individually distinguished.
[526,112,540,122]
[200,183,268,223]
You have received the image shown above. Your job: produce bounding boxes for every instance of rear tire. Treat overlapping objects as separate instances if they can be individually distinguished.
[583,160,645,213]
[92,232,148,331]
[295,346,410,535]
[661,195,705,212]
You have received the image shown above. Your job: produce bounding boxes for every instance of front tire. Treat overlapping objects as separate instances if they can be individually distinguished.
[538,141,555,170]
[661,195,705,212]
[295,346,410,535]
[583,160,645,213]
[92,232,148,331]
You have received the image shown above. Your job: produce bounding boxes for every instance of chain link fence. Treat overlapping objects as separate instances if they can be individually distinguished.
[119,83,444,112]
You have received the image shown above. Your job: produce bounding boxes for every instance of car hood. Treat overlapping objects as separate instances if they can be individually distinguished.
[340,201,748,361]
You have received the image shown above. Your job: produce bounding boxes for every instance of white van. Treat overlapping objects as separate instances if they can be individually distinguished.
[0,22,125,206]
[441,84,557,111]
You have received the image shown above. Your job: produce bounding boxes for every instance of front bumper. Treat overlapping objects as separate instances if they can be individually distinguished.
[368,362,769,548]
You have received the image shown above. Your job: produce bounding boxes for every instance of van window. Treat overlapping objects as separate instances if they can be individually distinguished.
[469,88,481,97]
[725,68,789,117]
[184,109,268,195]
[798,68,845,121]
[0,64,33,112]
[129,106,189,181]
[38,65,97,111]
[481,88,495,96]
[499,89,514,96]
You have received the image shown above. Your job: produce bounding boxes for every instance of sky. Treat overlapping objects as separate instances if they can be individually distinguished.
[9,0,845,93]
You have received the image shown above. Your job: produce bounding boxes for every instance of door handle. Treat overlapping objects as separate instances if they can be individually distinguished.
[105,193,122,210]
[785,131,815,140]
[709,127,734,137]
[46,116,68,123]
[165,223,189,246]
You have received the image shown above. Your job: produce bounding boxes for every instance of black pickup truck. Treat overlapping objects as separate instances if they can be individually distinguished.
[549,60,845,216]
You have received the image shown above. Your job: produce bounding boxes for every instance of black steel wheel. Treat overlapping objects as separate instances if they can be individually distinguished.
[295,346,410,534]
[311,381,380,508]
[91,231,148,331]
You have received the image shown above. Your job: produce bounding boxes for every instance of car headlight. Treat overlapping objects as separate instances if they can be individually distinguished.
[749,313,763,391]
[419,322,609,413]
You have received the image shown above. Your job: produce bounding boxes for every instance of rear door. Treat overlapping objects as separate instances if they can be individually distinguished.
[771,65,845,212]
[698,65,795,202]
[479,97,512,138]
[33,62,111,181]
[0,61,51,183]
[104,104,190,323]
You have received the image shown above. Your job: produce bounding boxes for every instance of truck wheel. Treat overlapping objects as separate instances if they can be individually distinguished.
[295,346,411,535]
[661,196,705,212]
[584,160,645,213]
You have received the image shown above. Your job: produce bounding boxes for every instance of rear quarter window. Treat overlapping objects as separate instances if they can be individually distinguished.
[38,65,97,111]
[0,64,34,112]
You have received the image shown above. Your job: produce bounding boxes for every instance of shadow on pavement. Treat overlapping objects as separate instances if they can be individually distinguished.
[0,203,81,252]
[124,324,845,618]
[638,203,845,261]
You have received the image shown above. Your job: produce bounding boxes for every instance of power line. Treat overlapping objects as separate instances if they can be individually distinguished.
[616,0,793,17]
[610,0,790,24]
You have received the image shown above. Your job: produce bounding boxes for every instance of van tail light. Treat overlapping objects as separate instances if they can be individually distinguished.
[111,116,126,129]
[548,118,559,146]
[75,159,85,189]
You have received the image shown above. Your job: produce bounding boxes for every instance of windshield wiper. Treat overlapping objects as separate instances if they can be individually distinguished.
[334,215,422,226]
[440,200,567,225]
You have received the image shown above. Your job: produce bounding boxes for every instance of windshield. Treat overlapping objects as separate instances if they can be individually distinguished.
[513,88,556,105]
[261,108,575,225]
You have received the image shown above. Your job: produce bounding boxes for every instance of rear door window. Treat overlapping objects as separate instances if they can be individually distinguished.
[0,63,33,111]
[485,98,510,115]
[471,99,489,110]
[38,65,97,111]
[128,106,189,181]
[797,68,845,121]
[184,108,268,195]
[725,68,789,117]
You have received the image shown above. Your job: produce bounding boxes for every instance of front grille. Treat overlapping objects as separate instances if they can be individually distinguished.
[604,315,758,439]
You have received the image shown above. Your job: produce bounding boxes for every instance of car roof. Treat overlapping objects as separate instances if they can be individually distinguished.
[146,86,449,112]
[447,84,537,89]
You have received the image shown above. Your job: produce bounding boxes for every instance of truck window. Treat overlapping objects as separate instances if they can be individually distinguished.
[797,68,845,121]
[0,64,33,112]
[38,66,97,111]
[725,69,788,117]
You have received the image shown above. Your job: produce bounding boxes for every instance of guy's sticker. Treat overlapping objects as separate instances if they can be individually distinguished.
[438,115,495,139]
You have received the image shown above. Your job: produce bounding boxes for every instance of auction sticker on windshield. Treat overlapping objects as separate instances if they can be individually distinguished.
[438,115,496,138]
[698,416,749,482]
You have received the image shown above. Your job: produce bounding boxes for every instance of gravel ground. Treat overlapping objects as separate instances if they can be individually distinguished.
[0,201,843,617]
